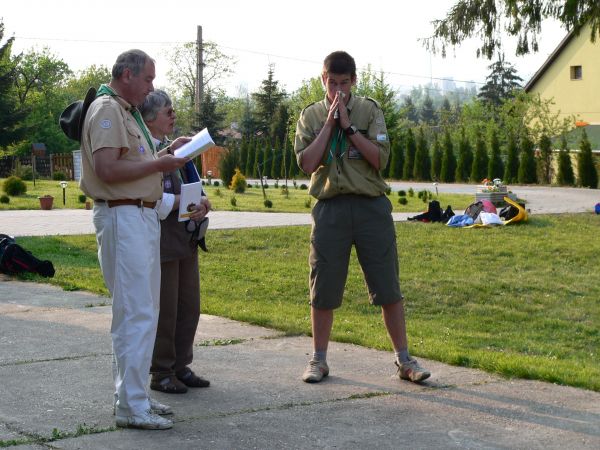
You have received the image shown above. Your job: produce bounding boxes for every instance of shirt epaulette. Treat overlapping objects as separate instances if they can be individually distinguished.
[366,97,382,109]
[300,101,319,115]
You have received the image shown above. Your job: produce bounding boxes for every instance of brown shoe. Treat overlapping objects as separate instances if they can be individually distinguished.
[150,375,188,394]
[176,369,210,388]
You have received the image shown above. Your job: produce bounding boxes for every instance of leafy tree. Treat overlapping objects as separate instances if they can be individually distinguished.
[440,130,457,182]
[431,134,443,180]
[577,129,598,188]
[455,129,473,182]
[413,127,431,181]
[0,21,28,150]
[503,133,520,183]
[425,0,600,59]
[477,54,523,108]
[556,135,575,186]
[487,126,504,180]
[537,134,554,184]
[518,133,537,184]
[252,64,286,140]
[402,128,416,179]
[470,131,489,182]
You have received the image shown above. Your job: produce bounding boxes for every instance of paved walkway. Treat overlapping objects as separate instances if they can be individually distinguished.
[0,183,599,448]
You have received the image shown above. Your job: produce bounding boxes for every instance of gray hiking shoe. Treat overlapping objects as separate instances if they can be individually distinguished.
[115,409,173,430]
[149,397,173,415]
[395,358,431,382]
[302,359,329,383]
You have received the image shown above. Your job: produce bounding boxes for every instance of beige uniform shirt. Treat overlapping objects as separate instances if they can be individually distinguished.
[294,94,390,200]
[79,95,162,202]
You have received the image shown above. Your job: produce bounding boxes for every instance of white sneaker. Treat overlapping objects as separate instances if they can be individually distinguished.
[302,359,329,383]
[115,409,173,430]
[149,397,173,415]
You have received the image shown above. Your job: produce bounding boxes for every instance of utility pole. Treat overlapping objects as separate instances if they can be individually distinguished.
[195,25,203,130]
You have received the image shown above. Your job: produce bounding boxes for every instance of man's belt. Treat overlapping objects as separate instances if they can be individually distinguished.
[95,199,157,208]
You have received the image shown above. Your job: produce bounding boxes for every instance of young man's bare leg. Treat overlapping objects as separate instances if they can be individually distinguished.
[302,306,333,382]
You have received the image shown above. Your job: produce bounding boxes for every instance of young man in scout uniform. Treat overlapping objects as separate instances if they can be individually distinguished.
[294,50,430,384]
[79,49,190,430]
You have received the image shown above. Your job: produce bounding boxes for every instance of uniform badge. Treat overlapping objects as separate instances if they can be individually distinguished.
[100,119,112,129]
[139,145,145,153]
[348,146,363,160]
[377,134,387,142]
[164,179,172,189]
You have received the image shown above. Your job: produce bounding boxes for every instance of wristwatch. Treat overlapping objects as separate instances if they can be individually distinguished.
[344,124,358,135]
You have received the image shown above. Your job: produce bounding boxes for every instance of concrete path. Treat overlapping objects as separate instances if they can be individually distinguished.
[1,183,599,448]
[1,281,599,449]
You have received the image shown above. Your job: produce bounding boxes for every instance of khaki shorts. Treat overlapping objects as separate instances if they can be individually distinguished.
[309,195,402,309]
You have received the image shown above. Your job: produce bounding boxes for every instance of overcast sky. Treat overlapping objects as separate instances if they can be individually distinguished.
[3,0,566,96]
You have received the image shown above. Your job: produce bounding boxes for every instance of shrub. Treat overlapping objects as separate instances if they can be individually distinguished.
[247,184,252,188]
[398,197,408,205]
[11,164,36,181]
[3,176,27,196]
[281,186,289,198]
[408,187,414,197]
[264,199,273,208]
[300,183,308,190]
[274,180,279,189]
[213,181,220,187]
[230,195,237,207]
[78,194,87,203]
[304,198,312,208]
[385,186,392,195]
[52,171,67,181]
[230,168,247,194]
[398,190,406,197]
[0,194,9,204]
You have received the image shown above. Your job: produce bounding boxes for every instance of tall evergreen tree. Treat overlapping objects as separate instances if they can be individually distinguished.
[413,127,430,180]
[556,135,575,186]
[455,129,473,182]
[487,126,504,180]
[252,64,286,139]
[401,96,418,124]
[431,134,443,181]
[503,133,519,183]
[537,134,554,184]
[470,131,489,182]
[402,128,416,179]
[197,89,225,137]
[518,134,537,184]
[577,129,599,188]
[270,103,289,146]
[440,130,456,182]
[388,135,404,179]
[239,137,249,176]
[419,94,436,124]
[477,54,523,108]
[271,137,282,179]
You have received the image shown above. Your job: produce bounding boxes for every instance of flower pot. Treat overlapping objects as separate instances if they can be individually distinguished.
[38,195,54,210]
[85,200,92,210]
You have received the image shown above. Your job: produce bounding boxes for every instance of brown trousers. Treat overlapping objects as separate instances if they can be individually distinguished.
[150,251,200,378]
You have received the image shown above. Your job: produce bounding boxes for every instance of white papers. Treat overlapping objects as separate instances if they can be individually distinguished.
[173,128,215,159]
[178,181,204,222]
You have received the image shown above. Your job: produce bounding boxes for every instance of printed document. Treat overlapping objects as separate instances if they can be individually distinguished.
[178,181,204,222]
[174,128,215,159]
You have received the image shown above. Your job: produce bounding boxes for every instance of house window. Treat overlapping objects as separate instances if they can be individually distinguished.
[570,65,582,80]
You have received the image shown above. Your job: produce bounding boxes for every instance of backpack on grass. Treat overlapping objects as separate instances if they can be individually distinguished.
[0,234,55,278]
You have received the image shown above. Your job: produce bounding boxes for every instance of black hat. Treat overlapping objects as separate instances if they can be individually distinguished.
[59,87,97,142]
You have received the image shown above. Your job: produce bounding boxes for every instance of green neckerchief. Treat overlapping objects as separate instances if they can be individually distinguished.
[326,126,346,165]
[96,84,155,154]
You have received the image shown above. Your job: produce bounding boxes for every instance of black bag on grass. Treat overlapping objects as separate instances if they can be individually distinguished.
[0,234,55,277]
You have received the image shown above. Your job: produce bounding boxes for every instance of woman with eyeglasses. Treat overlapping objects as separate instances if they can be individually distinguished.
[141,90,211,394]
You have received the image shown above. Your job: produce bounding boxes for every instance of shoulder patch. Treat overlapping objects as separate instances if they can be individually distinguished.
[366,97,382,109]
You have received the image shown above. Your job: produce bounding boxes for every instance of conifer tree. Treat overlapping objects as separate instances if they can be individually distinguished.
[246,137,256,177]
[271,137,282,179]
[556,135,575,186]
[402,128,416,179]
[487,127,503,180]
[455,129,473,182]
[503,133,519,183]
[577,129,599,188]
[388,134,404,179]
[518,134,537,184]
[440,130,456,182]
[431,134,443,181]
[239,138,249,176]
[537,134,554,184]
[470,131,489,182]
[413,127,430,180]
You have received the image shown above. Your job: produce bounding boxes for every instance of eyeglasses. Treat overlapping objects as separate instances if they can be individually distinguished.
[161,107,175,117]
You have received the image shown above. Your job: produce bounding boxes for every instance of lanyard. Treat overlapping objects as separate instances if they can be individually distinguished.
[326,127,346,165]
[96,84,155,154]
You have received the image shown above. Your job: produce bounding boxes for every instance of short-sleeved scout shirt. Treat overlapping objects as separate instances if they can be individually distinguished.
[294,94,390,200]
[79,95,162,202]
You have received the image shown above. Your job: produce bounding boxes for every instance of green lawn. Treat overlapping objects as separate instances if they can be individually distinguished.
[15,214,600,392]
[1,178,474,213]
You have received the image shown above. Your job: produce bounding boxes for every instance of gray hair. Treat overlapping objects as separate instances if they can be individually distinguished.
[112,49,154,79]
[140,90,172,122]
